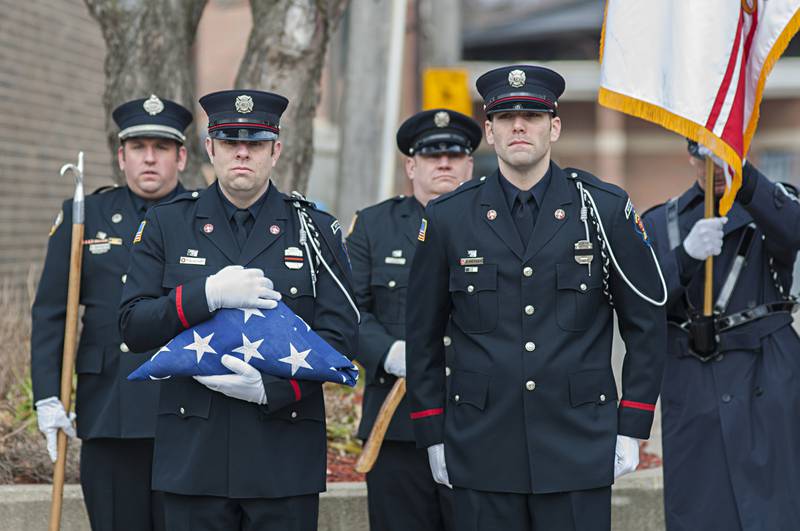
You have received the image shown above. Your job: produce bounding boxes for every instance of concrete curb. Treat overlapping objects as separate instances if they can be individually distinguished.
[0,470,663,530]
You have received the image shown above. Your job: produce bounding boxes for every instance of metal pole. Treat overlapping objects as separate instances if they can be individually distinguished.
[378,0,409,200]
[703,155,715,316]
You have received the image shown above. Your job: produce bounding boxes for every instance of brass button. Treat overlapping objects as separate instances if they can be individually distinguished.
[443,336,452,347]
[580,283,588,292]
[467,285,475,293]
[454,394,460,402]
[179,407,185,415]
[120,342,129,353]
[524,305,535,315]
[445,366,451,376]
[388,280,397,288]
[121,274,127,284]
[523,267,533,277]
[525,342,536,352]
[291,411,298,419]
[290,286,298,295]
[525,380,536,391]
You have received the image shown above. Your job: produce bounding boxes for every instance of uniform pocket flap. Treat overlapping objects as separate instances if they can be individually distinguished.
[162,263,215,289]
[270,273,315,299]
[369,267,410,289]
[556,264,602,292]
[75,346,104,374]
[450,369,489,410]
[449,264,497,294]
[157,381,212,419]
[568,368,618,407]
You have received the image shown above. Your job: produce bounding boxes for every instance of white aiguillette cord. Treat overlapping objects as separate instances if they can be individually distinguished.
[576,180,668,307]
[291,192,361,323]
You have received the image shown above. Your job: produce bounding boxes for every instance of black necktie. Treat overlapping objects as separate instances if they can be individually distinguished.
[513,190,535,246]
[233,209,251,250]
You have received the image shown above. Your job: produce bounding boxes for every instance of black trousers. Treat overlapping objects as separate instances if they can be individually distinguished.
[366,440,455,531]
[162,492,319,531]
[80,438,164,531]
[452,485,611,531]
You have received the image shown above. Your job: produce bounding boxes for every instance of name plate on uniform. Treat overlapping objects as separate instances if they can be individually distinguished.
[180,256,207,266]
[89,243,111,254]
[384,257,407,265]
[459,257,484,266]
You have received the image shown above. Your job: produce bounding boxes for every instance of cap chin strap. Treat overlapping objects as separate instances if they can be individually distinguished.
[575,180,668,307]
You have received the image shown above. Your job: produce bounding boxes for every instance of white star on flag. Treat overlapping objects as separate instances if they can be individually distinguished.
[278,343,313,376]
[183,331,217,364]
[240,307,265,323]
[232,333,265,363]
[151,345,170,361]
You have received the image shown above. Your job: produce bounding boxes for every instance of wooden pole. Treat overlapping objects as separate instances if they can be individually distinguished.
[49,153,85,531]
[355,378,406,474]
[703,155,715,316]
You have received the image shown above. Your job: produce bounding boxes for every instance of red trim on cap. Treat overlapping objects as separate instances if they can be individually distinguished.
[290,379,302,401]
[175,285,190,329]
[486,95,554,111]
[208,123,279,133]
[620,400,656,412]
[410,408,444,420]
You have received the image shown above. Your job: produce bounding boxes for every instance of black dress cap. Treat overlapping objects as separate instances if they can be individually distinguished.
[113,95,193,143]
[476,65,565,115]
[199,89,289,142]
[396,109,482,157]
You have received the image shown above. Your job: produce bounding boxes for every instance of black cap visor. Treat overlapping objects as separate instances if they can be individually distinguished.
[208,125,278,142]
[411,132,472,156]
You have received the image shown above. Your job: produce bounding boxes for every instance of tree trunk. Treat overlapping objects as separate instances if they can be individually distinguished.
[235,0,349,195]
[335,0,394,223]
[84,0,208,189]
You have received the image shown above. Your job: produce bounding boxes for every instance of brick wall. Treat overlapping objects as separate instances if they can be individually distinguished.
[0,0,111,302]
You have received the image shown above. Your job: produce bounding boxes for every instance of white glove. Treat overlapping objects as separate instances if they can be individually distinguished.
[194,355,267,404]
[683,217,727,260]
[427,443,452,488]
[383,341,406,378]
[35,397,76,463]
[205,265,281,312]
[614,435,641,479]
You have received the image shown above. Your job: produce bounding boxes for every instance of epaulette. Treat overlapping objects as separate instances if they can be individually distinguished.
[358,195,408,216]
[779,182,799,199]
[285,191,317,209]
[91,184,121,195]
[159,190,201,206]
[564,168,626,198]
[641,202,666,218]
[429,176,486,205]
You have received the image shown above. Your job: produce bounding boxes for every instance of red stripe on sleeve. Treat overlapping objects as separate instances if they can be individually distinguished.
[410,408,444,420]
[620,400,656,412]
[175,285,190,329]
[290,379,301,401]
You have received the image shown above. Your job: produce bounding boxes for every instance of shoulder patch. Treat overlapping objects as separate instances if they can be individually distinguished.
[429,176,485,205]
[331,219,341,235]
[564,168,626,198]
[630,204,651,247]
[49,209,63,237]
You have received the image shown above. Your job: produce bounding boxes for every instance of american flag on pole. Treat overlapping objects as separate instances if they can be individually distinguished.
[128,302,359,386]
[599,0,800,214]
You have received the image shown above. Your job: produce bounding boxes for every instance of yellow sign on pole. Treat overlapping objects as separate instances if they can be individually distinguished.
[422,68,472,117]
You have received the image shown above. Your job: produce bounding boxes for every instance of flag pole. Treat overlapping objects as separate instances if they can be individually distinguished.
[49,152,85,531]
[703,155,715,316]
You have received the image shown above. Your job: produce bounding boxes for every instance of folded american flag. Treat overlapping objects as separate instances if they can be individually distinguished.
[127,302,358,386]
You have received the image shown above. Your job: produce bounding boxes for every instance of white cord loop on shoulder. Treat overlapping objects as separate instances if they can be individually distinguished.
[290,192,361,322]
[575,180,668,307]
